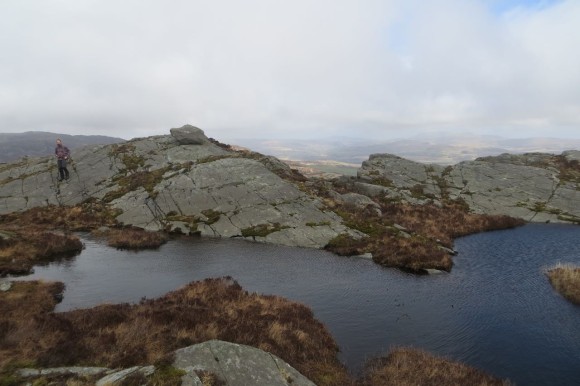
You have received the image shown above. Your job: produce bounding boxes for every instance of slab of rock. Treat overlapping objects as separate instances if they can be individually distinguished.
[358,152,580,223]
[95,365,154,386]
[174,340,316,386]
[170,125,208,145]
[0,126,356,249]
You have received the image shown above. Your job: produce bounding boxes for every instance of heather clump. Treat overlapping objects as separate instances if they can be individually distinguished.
[360,347,510,386]
[546,263,580,304]
[0,230,83,276]
[97,227,169,249]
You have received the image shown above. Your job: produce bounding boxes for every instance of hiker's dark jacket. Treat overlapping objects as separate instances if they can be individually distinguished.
[55,144,70,160]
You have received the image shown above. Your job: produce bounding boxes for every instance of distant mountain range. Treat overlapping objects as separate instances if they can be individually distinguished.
[231,134,580,165]
[0,131,125,163]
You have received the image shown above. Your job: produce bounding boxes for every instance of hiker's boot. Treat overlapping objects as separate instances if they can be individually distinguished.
[64,169,70,180]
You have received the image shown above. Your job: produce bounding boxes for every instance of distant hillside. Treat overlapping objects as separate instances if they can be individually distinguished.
[0,131,125,163]
[232,135,580,165]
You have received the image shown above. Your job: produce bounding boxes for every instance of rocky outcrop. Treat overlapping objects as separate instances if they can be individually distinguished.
[175,340,315,386]
[16,340,315,386]
[0,125,358,249]
[359,151,580,223]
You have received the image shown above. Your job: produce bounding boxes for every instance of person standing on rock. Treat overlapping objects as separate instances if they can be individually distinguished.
[55,138,70,181]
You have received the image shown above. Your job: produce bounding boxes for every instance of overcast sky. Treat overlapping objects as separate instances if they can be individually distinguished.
[0,0,578,141]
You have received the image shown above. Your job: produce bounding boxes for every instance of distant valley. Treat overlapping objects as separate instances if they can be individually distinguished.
[232,134,580,166]
[0,131,125,163]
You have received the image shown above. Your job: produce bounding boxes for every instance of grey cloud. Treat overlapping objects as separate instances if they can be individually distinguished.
[0,0,578,140]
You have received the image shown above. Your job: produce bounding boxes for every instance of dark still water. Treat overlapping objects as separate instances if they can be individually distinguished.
[16,224,580,385]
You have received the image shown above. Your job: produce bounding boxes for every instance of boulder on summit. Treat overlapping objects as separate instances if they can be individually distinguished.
[170,124,208,145]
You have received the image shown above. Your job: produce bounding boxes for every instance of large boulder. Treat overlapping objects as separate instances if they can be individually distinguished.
[170,124,208,145]
[174,340,316,386]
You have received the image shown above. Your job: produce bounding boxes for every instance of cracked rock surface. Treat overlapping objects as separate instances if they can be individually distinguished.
[174,340,315,386]
[359,151,580,223]
[0,127,356,248]
[16,341,315,386]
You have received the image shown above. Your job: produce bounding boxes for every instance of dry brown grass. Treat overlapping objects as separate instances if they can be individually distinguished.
[325,198,523,272]
[380,201,524,248]
[0,203,121,275]
[546,263,580,304]
[103,228,169,249]
[0,277,351,386]
[0,202,121,232]
[360,347,510,386]
[0,231,83,276]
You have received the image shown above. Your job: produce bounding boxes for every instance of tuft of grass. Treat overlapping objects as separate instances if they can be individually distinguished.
[195,371,225,386]
[200,209,221,225]
[104,228,168,250]
[546,263,580,304]
[325,234,369,257]
[360,347,510,386]
[147,365,186,386]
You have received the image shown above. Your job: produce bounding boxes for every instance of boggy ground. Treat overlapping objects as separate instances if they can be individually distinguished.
[0,279,511,386]
[0,203,167,276]
[546,263,580,304]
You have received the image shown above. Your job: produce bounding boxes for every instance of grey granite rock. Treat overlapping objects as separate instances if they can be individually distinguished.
[0,127,354,249]
[95,366,154,386]
[0,280,12,292]
[358,152,580,223]
[16,342,316,386]
[174,340,316,386]
[170,125,208,145]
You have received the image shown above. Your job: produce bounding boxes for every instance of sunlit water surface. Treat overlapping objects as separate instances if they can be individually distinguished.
[16,224,580,385]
